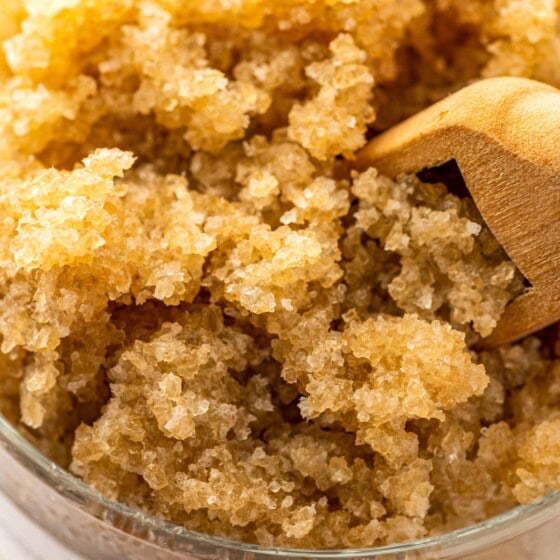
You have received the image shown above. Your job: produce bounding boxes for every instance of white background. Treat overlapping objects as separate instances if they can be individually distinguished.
[0,492,81,560]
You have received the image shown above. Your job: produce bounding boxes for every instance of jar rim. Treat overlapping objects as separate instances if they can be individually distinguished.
[1,413,559,558]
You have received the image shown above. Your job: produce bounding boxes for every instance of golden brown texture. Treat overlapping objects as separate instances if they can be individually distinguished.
[0,0,559,549]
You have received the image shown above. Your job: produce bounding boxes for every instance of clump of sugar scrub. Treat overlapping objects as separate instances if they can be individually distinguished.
[0,0,559,550]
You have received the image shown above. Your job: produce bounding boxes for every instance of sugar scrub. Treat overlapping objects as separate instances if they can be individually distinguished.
[0,0,559,550]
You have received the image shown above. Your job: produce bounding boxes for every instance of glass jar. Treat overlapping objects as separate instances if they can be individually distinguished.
[1,414,559,560]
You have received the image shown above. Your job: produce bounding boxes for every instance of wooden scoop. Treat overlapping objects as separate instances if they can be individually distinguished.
[356,77,560,348]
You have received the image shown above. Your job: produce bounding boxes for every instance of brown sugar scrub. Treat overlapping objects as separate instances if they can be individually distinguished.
[0,0,560,550]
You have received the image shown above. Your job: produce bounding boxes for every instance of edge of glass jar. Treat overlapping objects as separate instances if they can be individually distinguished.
[1,412,559,559]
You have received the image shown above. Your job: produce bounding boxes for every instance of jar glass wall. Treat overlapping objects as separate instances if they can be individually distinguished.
[1,415,560,560]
